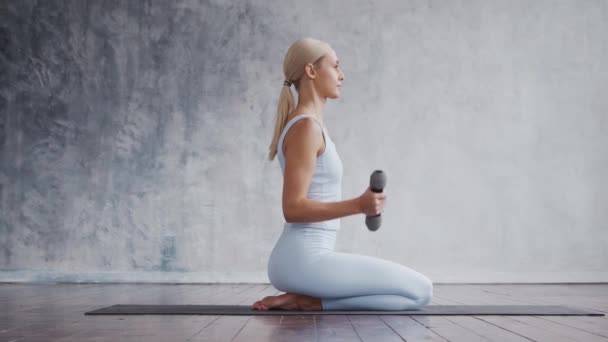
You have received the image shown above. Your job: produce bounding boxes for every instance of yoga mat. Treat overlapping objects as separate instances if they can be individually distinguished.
[85,305,604,316]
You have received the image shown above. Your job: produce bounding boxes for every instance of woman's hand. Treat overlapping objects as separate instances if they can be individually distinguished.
[357,186,387,216]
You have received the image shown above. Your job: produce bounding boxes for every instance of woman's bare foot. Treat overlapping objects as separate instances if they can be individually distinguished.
[251,293,322,311]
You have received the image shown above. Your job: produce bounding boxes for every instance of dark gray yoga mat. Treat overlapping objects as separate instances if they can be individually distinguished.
[85,305,604,316]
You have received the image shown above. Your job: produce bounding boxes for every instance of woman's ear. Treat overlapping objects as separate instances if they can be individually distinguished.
[304,63,317,80]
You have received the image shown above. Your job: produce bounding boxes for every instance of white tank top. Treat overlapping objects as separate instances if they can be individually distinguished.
[277,114,343,231]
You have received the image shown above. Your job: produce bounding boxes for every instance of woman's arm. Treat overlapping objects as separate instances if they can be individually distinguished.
[281,118,362,223]
[285,197,362,223]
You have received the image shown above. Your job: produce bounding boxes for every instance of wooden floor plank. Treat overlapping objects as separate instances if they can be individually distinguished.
[232,315,318,342]
[316,315,363,342]
[417,291,524,341]
[346,315,405,342]
[189,315,250,342]
[1,284,218,342]
[191,284,279,341]
[61,285,263,342]
[435,284,608,342]
[485,284,608,338]
[0,284,170,336]
[379,315,449,341]
[535,315,608,337]
[480,315,581,342]
[67,285,226,342]
[409,315,490,342]
[437,316,533,341]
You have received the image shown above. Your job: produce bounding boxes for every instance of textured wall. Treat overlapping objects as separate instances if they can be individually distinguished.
[1,0,607,283]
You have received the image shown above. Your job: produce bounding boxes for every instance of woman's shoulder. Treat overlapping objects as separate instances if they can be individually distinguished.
[286,112,313,122]
[287,113,328,133]
[282,115,326,157]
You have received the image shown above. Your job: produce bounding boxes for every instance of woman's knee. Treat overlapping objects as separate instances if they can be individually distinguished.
[415,276,433,305]
[404,274,433,306]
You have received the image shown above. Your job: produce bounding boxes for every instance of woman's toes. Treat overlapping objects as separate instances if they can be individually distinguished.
[254,302,268,311]
[253,296,276,310]
[252,301,264,310]
[253,293,304,311]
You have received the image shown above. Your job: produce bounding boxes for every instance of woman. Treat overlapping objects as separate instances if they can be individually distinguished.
[252,38,433,311]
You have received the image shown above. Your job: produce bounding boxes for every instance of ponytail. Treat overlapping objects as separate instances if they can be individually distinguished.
[268,85,295,161]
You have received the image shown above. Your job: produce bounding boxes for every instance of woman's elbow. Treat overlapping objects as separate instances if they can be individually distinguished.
[282,201,301,222]
[283,207,295,222]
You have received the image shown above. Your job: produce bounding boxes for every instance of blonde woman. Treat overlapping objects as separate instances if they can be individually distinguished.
[253,38,433,311]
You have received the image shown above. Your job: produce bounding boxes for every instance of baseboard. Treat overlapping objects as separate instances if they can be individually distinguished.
[1,269,607,284]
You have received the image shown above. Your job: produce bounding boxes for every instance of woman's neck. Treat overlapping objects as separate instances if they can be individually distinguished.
[293,84,327,122]
[293,105,323,120]
[289,104,329,134]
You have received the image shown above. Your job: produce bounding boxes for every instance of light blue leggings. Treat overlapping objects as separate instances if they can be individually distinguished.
[267,225,433,311]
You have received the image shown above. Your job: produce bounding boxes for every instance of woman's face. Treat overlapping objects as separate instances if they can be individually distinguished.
[310,49,345,99]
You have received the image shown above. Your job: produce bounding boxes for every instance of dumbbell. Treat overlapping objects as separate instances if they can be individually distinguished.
[365,170,386,232]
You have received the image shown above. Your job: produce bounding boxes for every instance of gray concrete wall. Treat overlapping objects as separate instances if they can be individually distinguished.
[1,0,606,283]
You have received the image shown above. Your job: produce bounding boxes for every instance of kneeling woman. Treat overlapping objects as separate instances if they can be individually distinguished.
[253,38,433,311]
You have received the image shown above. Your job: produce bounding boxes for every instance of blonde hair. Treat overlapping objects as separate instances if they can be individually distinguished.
[267,38,333,161]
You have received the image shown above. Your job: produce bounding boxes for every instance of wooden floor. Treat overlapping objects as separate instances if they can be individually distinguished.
[0,283,606,341]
